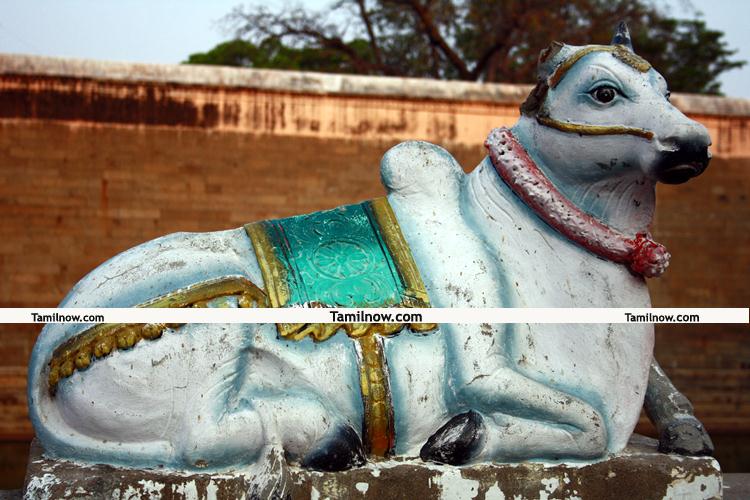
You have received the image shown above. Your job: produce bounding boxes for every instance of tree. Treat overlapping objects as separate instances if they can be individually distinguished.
[185,0,744,95]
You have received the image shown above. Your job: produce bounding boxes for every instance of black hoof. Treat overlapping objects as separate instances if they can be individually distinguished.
[659,416,714,456]
[301,424,366,472]
[420,410,486,465]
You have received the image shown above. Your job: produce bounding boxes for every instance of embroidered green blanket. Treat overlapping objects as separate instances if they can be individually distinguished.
[245,197,433,341]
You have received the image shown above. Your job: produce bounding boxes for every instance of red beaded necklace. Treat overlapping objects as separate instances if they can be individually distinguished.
[485,128,669,278]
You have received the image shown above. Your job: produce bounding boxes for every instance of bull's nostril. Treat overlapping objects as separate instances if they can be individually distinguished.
[655,141,710,184]
[661,132,711,153]
[658,139,679,153]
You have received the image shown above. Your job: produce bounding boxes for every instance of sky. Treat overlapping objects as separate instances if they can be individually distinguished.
[0,0,748,98]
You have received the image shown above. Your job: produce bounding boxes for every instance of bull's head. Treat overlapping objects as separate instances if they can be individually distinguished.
[513,22,711,192]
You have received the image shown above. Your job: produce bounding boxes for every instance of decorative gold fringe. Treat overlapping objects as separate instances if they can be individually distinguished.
[47,276,267,395]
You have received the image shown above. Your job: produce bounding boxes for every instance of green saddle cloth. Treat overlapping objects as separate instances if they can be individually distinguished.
[245,197,432,340]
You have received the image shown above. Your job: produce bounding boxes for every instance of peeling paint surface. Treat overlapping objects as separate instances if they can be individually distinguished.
[663,474,722,500]
[23,436,723,499]
[484,483,506,500]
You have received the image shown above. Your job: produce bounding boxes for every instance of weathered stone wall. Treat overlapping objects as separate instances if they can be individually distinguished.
[0,54,748,447]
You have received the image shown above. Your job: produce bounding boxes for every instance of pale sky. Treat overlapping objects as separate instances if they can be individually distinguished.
[0,0,747,98]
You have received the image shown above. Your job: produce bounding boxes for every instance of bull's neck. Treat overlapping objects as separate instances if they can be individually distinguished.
[508,123,656,235]
[466,158,550,242]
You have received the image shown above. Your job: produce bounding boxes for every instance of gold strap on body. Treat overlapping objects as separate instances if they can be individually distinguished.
[356,334,395,457]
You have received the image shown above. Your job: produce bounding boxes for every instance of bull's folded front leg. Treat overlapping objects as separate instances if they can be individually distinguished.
[421,325,607,464]
[644,357,714,456]
[421,365,607,464]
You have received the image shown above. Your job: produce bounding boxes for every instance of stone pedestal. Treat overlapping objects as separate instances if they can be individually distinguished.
[23,435,721,499]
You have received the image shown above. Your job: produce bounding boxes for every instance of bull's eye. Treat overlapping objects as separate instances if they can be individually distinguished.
[590,86,618,103]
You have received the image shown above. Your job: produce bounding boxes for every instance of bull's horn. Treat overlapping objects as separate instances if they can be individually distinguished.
[611,21,634,52]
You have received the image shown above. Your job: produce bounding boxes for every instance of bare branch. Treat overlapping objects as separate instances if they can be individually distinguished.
[228,5,388,74]
[468,4,539,81]
[356,0,385,67]
[470,41,507,80]
[390,0,472,79]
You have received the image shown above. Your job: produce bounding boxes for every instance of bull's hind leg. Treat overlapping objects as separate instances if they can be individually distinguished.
[179,405,265,469]
[254,396,366,471]
[172,320,364,471]
[179,394,365,471]
[177,334,364,471]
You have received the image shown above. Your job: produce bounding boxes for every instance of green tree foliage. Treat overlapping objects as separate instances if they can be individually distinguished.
[184,38,373,74]
[185,0,744,94]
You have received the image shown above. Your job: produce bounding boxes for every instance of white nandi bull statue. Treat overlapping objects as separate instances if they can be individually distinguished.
[29,23,713,472]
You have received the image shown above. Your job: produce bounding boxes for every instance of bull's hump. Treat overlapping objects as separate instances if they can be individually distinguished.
[380,141,465,201]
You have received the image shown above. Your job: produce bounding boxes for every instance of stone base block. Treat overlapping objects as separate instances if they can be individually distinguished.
[23,435,721,499]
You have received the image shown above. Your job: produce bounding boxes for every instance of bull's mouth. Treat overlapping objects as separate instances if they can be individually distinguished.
[657,161,706,184]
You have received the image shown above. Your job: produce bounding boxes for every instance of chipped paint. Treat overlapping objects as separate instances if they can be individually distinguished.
[540,477,560,499]
[137,478,165,498]
[663,473,722,499]
[23,472,61,500]
[484,483,506,500]
[173,480,199,498]
[355,482,370,494]
[432,469,480,500]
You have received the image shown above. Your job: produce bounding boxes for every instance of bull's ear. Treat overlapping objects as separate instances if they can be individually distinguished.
[611,21,634,52]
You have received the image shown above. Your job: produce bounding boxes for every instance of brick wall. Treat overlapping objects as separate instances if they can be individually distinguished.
[0,55,748,442]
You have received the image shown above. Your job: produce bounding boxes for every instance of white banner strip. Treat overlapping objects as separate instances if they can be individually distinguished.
[0,307,747,324]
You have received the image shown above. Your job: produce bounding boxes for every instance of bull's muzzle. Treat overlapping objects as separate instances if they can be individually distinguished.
[655,134,711,184]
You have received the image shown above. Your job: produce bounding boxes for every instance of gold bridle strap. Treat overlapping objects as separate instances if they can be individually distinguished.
[536,115,654,141]
[548,44,651,88]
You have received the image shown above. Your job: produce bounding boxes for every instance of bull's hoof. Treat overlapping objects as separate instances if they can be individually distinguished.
[659,416,714,456]
[420,410,486,465]
[301,424,366,472]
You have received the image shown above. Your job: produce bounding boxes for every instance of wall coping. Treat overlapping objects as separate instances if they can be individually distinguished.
[2,52,750,117]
